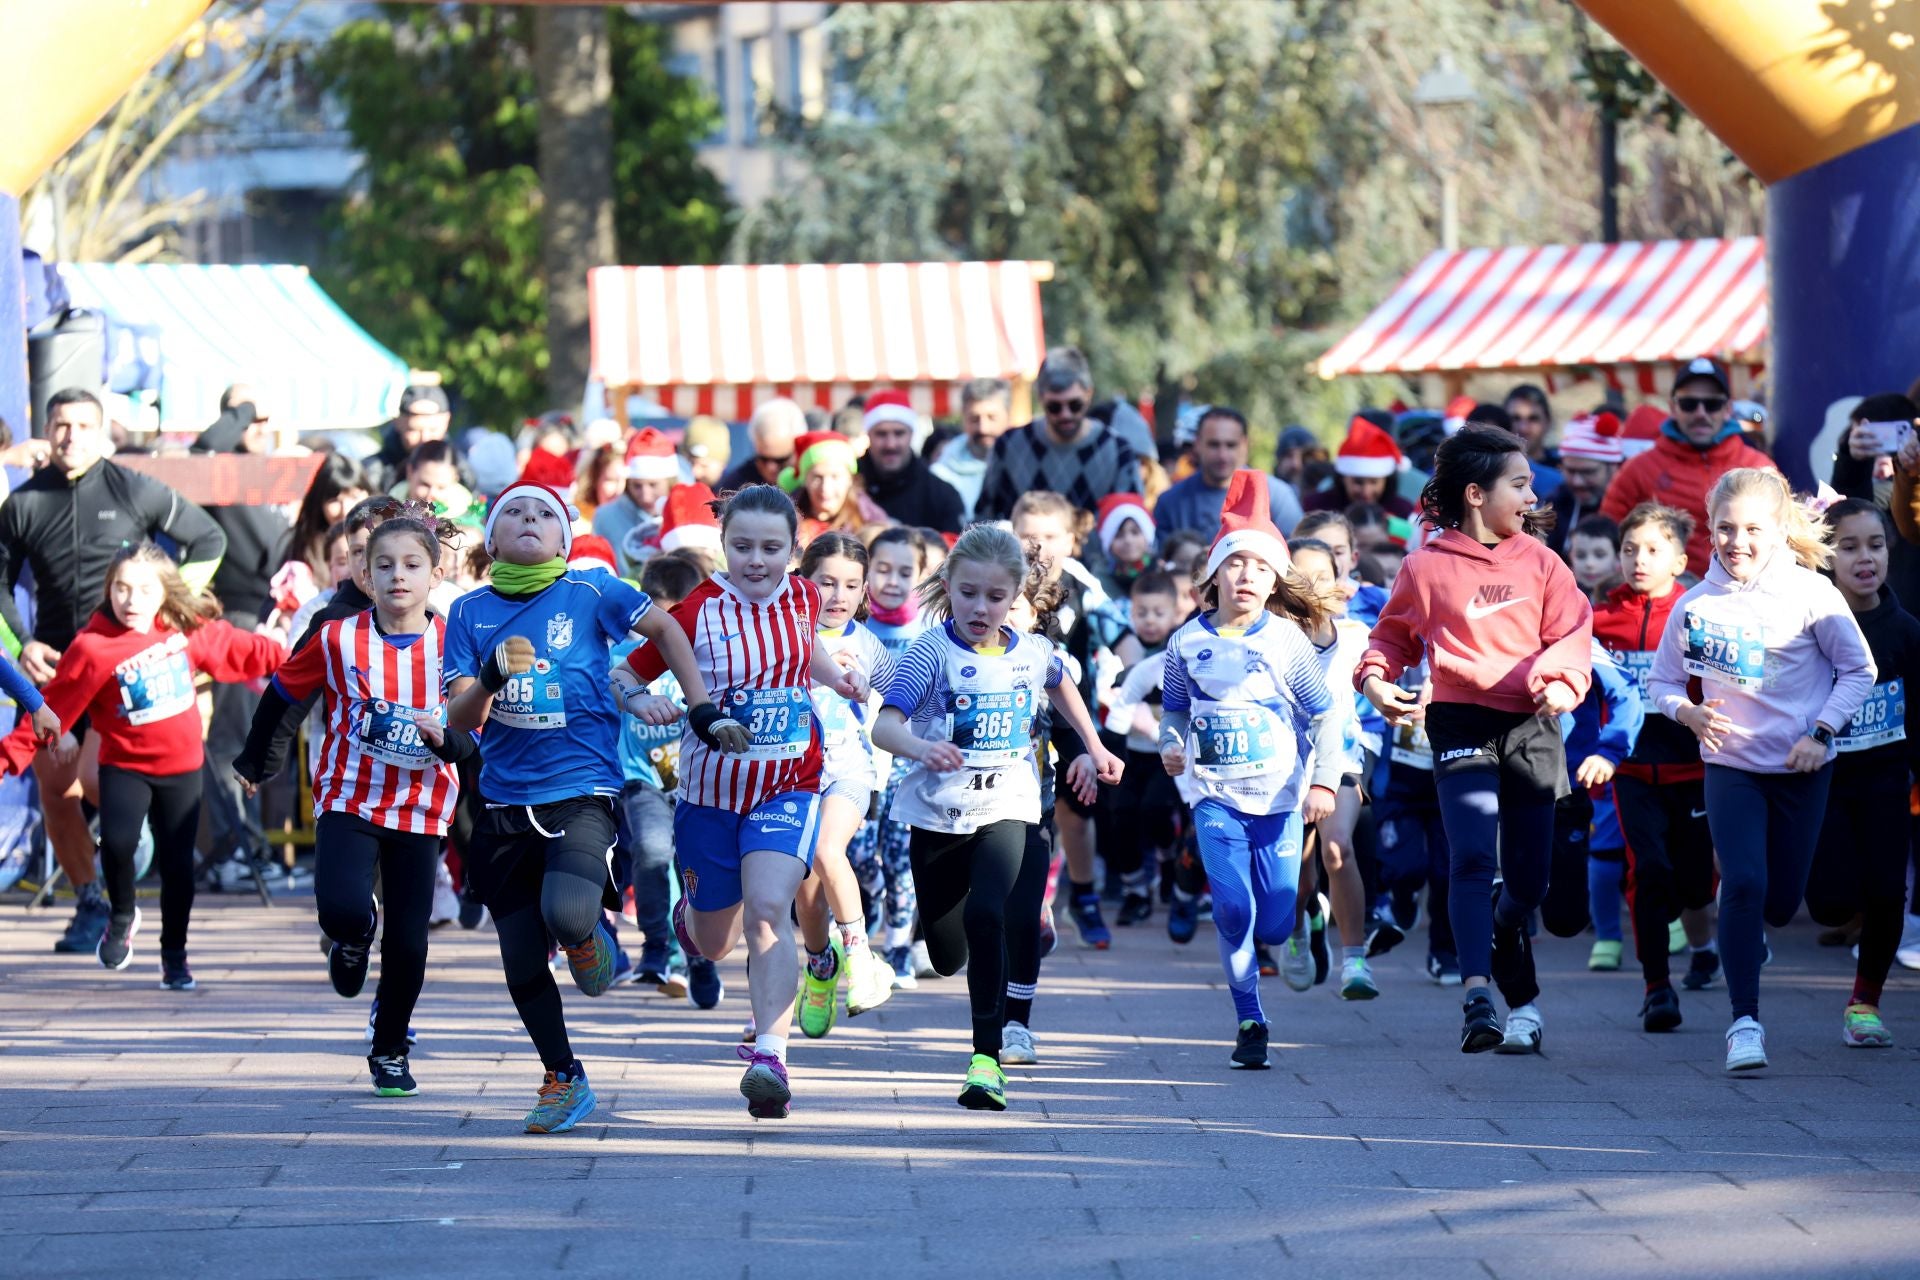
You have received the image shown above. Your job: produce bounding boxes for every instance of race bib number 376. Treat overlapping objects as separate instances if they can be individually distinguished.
[1683,613,1766,690]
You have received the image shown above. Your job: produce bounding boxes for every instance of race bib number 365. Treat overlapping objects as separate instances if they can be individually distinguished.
[948,689,1034,766]
[1683,613,1766,690]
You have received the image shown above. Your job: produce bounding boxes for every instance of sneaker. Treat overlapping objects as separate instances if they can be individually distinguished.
[328,940,372,998]
[1668,918,1687,954]
[736,1045,792,1119]
[457,889,487,931]
[1308,896,1330,985]
[634,943,671,990]
[368,1053,419,1097]
[1339,956,1380,1001]
[1842,1002,1893,1048]
[609,947,636,988]
[524,1066,597,1133]
[1365,907,1406,958]
[1037,907,1058,958]
[1427,951,1462,986]
[1281,937,1315,992]
[657,962,690,1000]
[741,1015,757,1044]
[1895,914,1920,971]
[159,951,196,991]
[1231,1019,1271,1069]
[1761,934,1773,967]
[844,944,894,1017]
[672,896,702,960]
[1725,1016,1768,1071]
[1256,944,1279,978]
[687,957,724,1009]
[363,998,419,1046]
[1460,991,1503,1054]
[1588,939,1623,971]
[911,939,938,978]
[1681,948,1720,991]
[887,945,919,990]
[1497,1003,1543,1054]
[560,919,617,997]
[429,870,460,929]
[1166,891,1199,945]
[52,890,110,954]
[1117,892,1153,926]
[957,1053,1008,1110]
[97,908,140,971]
[1000,1022,1037,1065]
[1640,984,1683,1033]
[1070,892,1112,950]
[797,937,843,1039]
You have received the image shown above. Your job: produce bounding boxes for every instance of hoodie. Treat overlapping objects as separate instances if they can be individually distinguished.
[1646,549,1875,775]
[1356,529,1594,714]
[928,434,990,521]
[1598,420,1775,575]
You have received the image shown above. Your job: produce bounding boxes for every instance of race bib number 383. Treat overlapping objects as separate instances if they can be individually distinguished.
[1836,679,1905,753]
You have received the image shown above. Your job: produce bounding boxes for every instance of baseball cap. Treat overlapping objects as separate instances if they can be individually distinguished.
[401,383,450,414]
[1670,358,1730,396]
[679,415,732,463]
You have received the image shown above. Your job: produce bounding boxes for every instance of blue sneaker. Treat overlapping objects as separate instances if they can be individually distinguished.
[523,1066,597,1134]
[561,919,617,997]
[688,956,724,1009]
[1166,891,1199,945]
[364,998,419,1046]
[1070,892,1111,950]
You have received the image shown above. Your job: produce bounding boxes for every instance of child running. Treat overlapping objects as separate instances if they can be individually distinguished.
[871,525,1122,1110]
[1357,427,1593,1055]
[0,543,283,989]
[443,480,718,1134]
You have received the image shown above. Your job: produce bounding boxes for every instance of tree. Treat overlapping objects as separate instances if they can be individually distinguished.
[312,5,732,428]
[534,5,617,411]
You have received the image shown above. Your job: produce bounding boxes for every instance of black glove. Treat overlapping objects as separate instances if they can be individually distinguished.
[478,639,519,693]
[687,700,742,750]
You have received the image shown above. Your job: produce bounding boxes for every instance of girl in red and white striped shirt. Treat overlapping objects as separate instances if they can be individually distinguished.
[236,516,475,1099]
[617,485,865,1120]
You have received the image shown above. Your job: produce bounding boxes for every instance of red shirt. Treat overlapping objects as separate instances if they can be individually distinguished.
[1591,580,1703,779]
[1599,430,1777,575]
[1,613,282,776]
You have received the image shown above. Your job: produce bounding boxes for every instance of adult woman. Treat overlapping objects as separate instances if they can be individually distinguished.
[573,445,628,522]
[781,431,889,548]
[281,454,372,582]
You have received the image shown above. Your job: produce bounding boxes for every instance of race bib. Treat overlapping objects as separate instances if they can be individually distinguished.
[1192,704,1282,780]
[116,646,196,726]
[948,689,1035,766]
[811,687,860,746]
[728,686,813,762]
[1683,613,1766,690]
[354,699,437,770]
[491,658,567,729]
[1615,649,1657,711]
[1389,719,1433,770]
[1836,679,1905,753]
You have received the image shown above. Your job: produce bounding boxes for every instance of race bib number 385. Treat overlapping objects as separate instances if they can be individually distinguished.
[490,658,567,729]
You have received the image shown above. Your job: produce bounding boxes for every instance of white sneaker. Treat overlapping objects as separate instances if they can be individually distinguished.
[845,946,895,1016]
[1896,915,1920,971]
[1281,935,1314,992]
[428,860,460,928]
[1496,1003,1543,1054]
[1000,1021,1038,1065]
[1725,1015,1768,1071]
[911,939,938,979]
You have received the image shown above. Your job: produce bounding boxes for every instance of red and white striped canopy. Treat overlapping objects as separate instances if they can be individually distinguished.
[588,261,1048,421]
[1317,237,1768,380]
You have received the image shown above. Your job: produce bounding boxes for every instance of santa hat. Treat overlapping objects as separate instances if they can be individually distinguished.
[1097,493,1154,555]
[624,426,679,481]
[658,483,722,556]
[778,430,858,493]
[568,534,618,574]
[1204,470,1290,582]
[517,446,576,491]
[484,481,578,558]
[863,389,917,432]
[1621,404,1666,459]
[1442,395,1477,437]
[1336,418,1405,478]
[1559,411,1624,465]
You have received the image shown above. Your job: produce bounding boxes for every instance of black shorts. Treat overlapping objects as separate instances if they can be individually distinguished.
[466,795,620,913]
[1425,702,1568,804]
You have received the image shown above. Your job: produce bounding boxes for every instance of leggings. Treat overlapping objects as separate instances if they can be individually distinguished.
[1614,773,1716,986]
[910,819,1048,1058]
[1804,753,1909,1003]
[850,758,917,945]
[468,797,617,1071]
[1705,763,1833,1021]
[1102,743,1182,880]
[97,765,201,954]
[314,811,440,1057]
[1004,825,1049,1028]
[1193,799,1303,1025]
[1542,789,1595,938]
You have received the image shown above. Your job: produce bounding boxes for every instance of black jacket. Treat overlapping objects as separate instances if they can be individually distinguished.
[858,454,965,534]
[364,422,476,496]
[191,404,291,622]
[0,459,226,650]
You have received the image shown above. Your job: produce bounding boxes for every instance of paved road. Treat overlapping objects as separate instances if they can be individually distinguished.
[2,896,1917,1278]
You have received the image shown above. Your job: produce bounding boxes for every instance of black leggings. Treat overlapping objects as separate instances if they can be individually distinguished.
[911,819,1048,1058]
[1615,773,1716,987]
[314,812,440,1056]
[98,765,201,954]
[1705,763,1833,1021]
[1806,754,1910,1000]
[468,797,617,1071]
[1102,744,1182,879]
[1542,790,1595,938]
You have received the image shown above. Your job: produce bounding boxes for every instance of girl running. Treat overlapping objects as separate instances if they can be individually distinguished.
[615,485,866,1120]
[1357,426,1593,1055]
[0,543,283,989]
[1647,469,1873,1071]
[871,525,1122,1111]
[443,480,718,1135]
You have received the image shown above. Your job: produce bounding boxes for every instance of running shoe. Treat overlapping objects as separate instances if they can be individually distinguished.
[687,957,724,1009]
[1842,1002,1893,1048]
[52,889,110,954]
[1000,1021,1037,1065]
[1166,891,1199,945]
[635,943,671,990]
[561,919,618,997]
[1117,892,1153,926]
[368,1053,419,1097]
[1725,1016,1768,1071]
[912,939,938,978]
[1587,939,1623,971]
[957,1053,1008,1110]
[741,1015,757,1044]
[797,937,844,1038]
[1427,951,1462,987]
[97,907,140,971]
[429,867,460,929]
[1339,956,1379,1001]
[657,962,690,1000]
[159,950,195,991]
[1281,936,1314,992]
[328,940,372,998]
[1038,906,1058,958]
[1668,918,1687,954]
[1497,1003,1543,1054]
[1681,948,1720,991]
[673,896,702,960]
[1460,991,1503,1053]
[845,944,894,1017]
[457,881,487,929]
[363,999,419,1046]
[1308,895,1330,985]
[524,1066,597,1133]
[1762,935,1773,966]
[1256,944,1279,977]
[1231,1020,1271,1069]
[1640,984,1682,1033]
[737,1045,792,1119]
[1365,906,1406,958]
[1070,892,1112,950]
[1489,886,1536,999]
[1896,914,1920,970]
[887,945,919,990]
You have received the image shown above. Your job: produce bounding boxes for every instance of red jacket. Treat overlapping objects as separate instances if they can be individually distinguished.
[1590,581,1702,779]
[1,613,282,776]
[1599,427,1776,575]
[1355,529,1593,714]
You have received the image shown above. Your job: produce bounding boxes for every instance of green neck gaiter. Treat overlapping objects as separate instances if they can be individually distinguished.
[491,556,567,595]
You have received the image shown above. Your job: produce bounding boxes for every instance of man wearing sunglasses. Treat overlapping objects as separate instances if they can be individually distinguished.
[716,398,804,494]
[1601,356,1776,575]
[975,345,1142,521]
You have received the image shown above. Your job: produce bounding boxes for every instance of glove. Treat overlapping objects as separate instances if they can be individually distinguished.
[479,635,536,693]
[687,700,742,751]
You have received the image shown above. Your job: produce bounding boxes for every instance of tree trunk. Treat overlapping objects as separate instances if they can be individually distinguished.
[534,5,616,414]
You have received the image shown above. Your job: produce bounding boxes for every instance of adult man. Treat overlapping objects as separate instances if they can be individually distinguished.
[1601,357,1776,575]
[595,427,680,573]
[1499,386,1565,501]
[930,378,1011,521]
[0,388,225,951]
[857,390,964,533]
[1544,412,1623,559]
[1154,407,1304,543]
[366,383,467,493]
[717,397,803,493]
[1272,425,1323,489]
[976,346,1142,521]
[678,415,731,488]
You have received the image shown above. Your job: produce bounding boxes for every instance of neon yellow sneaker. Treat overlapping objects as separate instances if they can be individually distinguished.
[957,1053,1007,1111]
[796,936,843,1039]
[1843,1002,1893,1047]
[1588,940,1623,970]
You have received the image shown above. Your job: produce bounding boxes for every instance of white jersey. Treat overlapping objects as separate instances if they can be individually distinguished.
[1104,649,1199,805]
[1310,617,1371,777]
[813,619,894,792]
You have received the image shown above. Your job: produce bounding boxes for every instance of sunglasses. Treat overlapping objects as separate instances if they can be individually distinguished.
[1675,396,1727,414]
[1042,398,1086,417]
[756,453,794,469]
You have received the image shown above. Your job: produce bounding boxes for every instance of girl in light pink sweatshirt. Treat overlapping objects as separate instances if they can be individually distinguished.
[1647,468,1874,1074]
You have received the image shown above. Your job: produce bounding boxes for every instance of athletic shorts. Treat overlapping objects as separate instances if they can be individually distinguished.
[822,776,872,809]
[1425,702,1569,804]
[673,789,821,911]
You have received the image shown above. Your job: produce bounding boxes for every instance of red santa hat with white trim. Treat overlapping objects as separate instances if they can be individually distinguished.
[1442,395,1477,437]
[1204,469,1290,582]
[658,482,722,556]
[863,389,918,432]
[484,481,578,558]
[1335,418,1405,478]
[1096,493,1154,555]
[568,534,619,574]
[624,426,679,481]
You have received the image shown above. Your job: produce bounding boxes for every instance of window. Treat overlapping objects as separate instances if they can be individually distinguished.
[710,44,730,143]
[740,36,772,142]
[788,27,824,122]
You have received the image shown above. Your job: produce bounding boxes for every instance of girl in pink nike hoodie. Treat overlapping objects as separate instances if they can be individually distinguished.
[1357,426,1592,1058]
[1646,467,1873,1075]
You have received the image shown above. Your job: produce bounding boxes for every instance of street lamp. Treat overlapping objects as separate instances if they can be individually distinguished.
[1413,53,1480,252]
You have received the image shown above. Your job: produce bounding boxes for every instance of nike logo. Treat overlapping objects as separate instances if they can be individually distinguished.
[717,632,742,643]
[1464,596,1531,620]
[1690,808,1708,819]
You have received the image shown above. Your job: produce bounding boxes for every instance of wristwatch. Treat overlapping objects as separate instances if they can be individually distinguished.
[1810,725,1835,748]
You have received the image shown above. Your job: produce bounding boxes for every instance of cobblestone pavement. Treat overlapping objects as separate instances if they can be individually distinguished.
[2,896,1917,1278]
